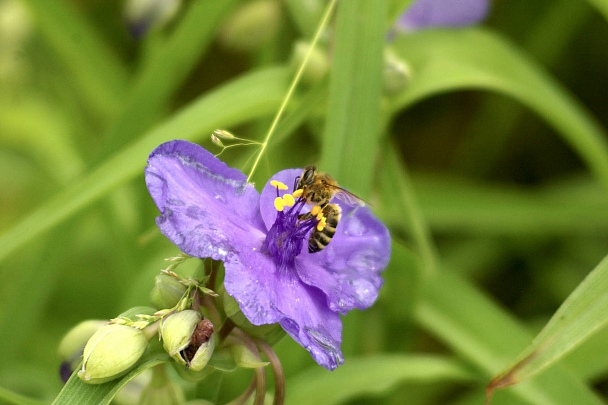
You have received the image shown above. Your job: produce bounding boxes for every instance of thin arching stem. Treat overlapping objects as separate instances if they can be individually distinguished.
[246,0,338,182]
[256,339,285,405]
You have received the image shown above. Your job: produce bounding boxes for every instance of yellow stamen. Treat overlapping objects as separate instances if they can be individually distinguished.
[292,189,303,198]
[310,205,321,216]
[282,193,295,207]
[270,180,288,190]
[316,217,326,231]
[274,197,285,212]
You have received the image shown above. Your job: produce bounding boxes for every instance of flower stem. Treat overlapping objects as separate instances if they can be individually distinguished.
[218,317,237,342]
[253,367,267,405]
[246,0,338,182]
[256,339,285,405]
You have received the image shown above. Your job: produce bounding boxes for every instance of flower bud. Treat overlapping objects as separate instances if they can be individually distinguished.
[383,49,411,97]
[78,324,149,384]
[150,273,187,309]
[58,320,106,382]
[161,310,201,357]
[290,40,329,86]
[229,344,269,369]
[124,0,182,39]
[161,310,216,372]
[219,0,281,52]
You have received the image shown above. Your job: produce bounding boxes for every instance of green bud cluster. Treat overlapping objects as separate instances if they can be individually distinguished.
[59,258,280,402]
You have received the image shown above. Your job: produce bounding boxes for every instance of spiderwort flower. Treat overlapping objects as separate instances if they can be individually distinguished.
[145,140,390,370]
[396,0,490,32]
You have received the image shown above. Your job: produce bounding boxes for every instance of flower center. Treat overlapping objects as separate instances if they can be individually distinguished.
[262,179,325,270]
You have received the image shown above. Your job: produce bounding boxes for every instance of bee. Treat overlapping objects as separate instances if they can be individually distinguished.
[295,165,365,253]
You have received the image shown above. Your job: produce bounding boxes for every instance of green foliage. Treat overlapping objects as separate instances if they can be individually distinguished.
[2,0,608,404]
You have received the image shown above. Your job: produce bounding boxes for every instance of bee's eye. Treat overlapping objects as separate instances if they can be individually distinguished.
[303,169,315,185]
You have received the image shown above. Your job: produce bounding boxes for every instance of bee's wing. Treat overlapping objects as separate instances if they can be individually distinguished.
[332,187,367,207]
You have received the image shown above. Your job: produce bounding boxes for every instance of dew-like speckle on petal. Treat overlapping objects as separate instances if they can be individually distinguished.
[167,198,185,206]
[347,248,379,271]
[342,212,367,236]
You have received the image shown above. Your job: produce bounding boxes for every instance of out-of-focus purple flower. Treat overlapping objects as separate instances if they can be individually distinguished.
[124,0,182,39]
[396,0,490,32]
[145,140,391,370]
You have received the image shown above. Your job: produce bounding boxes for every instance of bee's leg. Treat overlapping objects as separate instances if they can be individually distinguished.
[298,212,312,221]
[298,203,325,222]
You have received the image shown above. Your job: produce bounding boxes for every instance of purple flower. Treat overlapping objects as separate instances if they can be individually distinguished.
[396,0,490,31]
[145,140,391,370]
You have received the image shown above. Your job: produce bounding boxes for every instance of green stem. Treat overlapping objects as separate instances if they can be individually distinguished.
[246,0,338,181]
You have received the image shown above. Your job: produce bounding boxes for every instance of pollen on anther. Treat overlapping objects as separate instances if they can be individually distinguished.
[317,217,327,231]
[292,189,303,198]
[274,197,285,212]
[282,193,295,207]
[271,180,288,190]
[311,205,321,216]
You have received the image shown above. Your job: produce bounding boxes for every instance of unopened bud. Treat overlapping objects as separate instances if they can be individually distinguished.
[150,274,187,310]
[213,129,236,140]
[290,40,329,85]
[383,49,411,97]
[211,134,224,148]
[125,0,182,39]
[219,0,281,52]
[58,320,106,382]
[184,320,215,371]
[78,324,149,384]
[161,310,215,371]
[230,344,269,369]
[161,310,201,357]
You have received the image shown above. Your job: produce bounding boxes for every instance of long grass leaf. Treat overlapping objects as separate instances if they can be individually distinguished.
[416,263,604,404]
[100,0,240,155]
[286,355,474,405]
[586,0,608,21]
[391,29,608,191]
[0,67,289,262]
[488,254,608,394]
[320,0,387,197]
[22,0,128,118]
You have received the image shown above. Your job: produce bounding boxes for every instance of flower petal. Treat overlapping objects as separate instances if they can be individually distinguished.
[145,140,265,261]
[224,251,344,370]
[397,0,490,31]
[296,202,391,314]
[260,167,391,314]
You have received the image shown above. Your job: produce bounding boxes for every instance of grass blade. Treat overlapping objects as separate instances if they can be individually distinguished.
[489,254,608,395]
[391,28,608,191]
[0,67,289,262]
[320,0,387,197]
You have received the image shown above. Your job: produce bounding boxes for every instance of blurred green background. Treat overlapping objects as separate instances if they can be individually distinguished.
[3,0,608,404]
